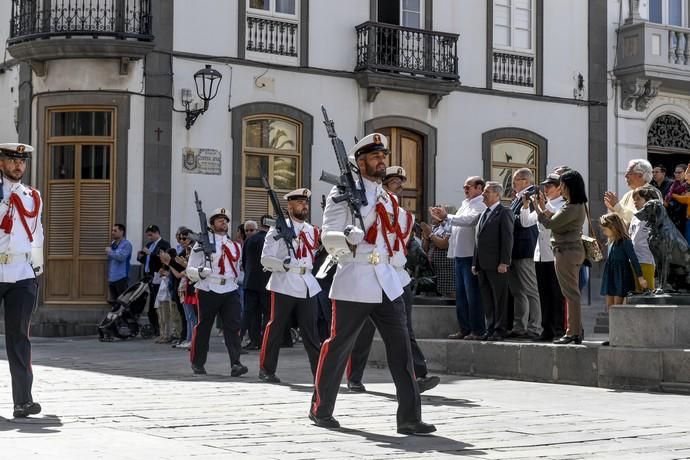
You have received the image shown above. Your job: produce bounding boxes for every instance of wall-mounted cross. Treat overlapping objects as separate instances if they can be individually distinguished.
[155,127,163,142]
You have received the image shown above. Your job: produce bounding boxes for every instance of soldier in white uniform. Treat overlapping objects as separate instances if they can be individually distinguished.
[346,166,440,394]
[309,134,436,435]
[186,208,247,377]
[0,143,44,418]
[259,188,321,383]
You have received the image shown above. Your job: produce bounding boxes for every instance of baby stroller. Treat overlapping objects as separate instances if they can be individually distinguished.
[98,280,154,341]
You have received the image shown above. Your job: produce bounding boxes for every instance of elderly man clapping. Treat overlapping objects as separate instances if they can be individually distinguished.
[604,159,660,226]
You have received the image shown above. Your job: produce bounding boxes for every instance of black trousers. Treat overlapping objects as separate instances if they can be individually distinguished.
[478,269,510,336]
[535,261,565,338]
[316,290,333,342]
[190,289,242,368]
[347,285,428,383]
[260,292,321,376]
[244,288,270,346]
[1,278,38,405]
[108,277,128,305]
[311,293,421,426]
[147,282,160,335]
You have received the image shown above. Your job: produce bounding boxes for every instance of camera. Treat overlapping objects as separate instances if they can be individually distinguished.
[522,185,540,198]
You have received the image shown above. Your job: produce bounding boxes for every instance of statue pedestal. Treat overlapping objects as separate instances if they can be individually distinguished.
[600,294,690,391]
[610,295,690,348]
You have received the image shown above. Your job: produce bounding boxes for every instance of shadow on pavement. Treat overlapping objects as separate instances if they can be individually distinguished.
[335,426,484,457]
[0,414,62,434]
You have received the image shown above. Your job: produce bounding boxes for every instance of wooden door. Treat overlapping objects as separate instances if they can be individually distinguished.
[45,109,115,303]
[379,127,424,219]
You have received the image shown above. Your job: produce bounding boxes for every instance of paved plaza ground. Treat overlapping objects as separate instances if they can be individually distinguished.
[0,335,689,459]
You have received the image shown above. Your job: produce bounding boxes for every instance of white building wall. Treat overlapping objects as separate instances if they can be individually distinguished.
[174,0,237,57]
[309,0,369,71]
[542,0,589,99]
[0,68,19,144]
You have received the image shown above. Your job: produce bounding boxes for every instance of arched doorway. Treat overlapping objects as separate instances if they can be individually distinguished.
[647,114,690,173]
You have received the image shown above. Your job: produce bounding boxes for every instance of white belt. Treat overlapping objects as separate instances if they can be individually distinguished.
[341,251,390,265]
[206,277,234,286]
[0,253,31,264]
[286,267,308,275]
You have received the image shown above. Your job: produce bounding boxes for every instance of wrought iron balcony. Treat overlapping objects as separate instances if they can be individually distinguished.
[246,14,298,58]
[8,0,153,43]
[492,51,535,88]
[354,21,460,108]
[7,0,154,76]
[614,20,690,110]
[355,21,459,80]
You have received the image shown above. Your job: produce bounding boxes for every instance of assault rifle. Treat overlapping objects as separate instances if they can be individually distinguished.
[260,167,297,258]
[320,106,367,229]
[193,191,216,265]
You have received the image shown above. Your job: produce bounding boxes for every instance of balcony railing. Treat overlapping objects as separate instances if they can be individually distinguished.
[246,14,298,58]
[492,51,534,88]
[355,21,459,80]
[667,28,690,66]
[8,0,153,44]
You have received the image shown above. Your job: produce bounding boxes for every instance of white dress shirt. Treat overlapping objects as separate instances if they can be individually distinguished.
[322,177,410,303]
[0,179,44,283]
[261,218,322,298]
[187,234,241,294]
[447,195,487,258]
[520,196,565,262]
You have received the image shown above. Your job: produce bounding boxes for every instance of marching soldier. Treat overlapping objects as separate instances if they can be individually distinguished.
[259,188,321,383]
[0,143,44,418]
[346,166,440,394]
[309,134,436,435]
[186,208,247,377]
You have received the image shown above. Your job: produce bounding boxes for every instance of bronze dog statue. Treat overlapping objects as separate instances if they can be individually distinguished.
[634,199,690,292]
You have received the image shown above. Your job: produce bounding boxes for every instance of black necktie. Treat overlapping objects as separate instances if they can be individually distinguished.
[479,208,491,229]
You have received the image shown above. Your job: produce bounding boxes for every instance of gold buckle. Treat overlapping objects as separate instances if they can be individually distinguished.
[220,278,226,286]
[368,251,380,265]
[0,254,9,264]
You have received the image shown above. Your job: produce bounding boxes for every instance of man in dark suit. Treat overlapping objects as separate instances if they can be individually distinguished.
[241,216,272,349]
[136,224,171,336]
[472,181,514,341]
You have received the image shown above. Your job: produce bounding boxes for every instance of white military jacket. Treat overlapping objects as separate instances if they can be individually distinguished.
[261,218,321,298]
[187,234,241,294]
[0,179,44,283]
[322,177,412,303]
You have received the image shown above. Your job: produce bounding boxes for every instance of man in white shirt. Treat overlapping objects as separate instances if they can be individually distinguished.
[309,133,435,435]
[0,143,44,418]
[186,208,247,377]
[259,188,321,383]
[520,173,566,341]
[430,176,487,340]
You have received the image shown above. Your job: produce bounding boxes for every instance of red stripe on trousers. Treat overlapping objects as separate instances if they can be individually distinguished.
[312,299,337,415]
[189,289,201,363]
[259,291,276,370]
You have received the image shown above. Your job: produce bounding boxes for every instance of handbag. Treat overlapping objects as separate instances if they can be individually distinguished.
[582,205,604,262]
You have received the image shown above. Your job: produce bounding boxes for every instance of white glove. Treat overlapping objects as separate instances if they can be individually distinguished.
[282,257,292,271]
[344,225,365,246]
[31,246,44,277]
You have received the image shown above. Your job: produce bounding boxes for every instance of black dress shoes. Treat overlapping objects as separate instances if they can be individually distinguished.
[309,411,341,428]
[532,333,554,342]
[13,402,42,418]
[347,380,366,392]
[489,333,505,341]
[258,369,281,383]
[231,363,249,377]
[553,335,582,345]
[191,364,207,375]
[417,375,440,394]
[397,421,437,435]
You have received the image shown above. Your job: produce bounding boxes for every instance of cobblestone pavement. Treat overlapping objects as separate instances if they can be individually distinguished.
[0,336,689,459]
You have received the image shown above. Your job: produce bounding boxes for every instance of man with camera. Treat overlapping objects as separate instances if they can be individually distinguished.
[508,168,542,339]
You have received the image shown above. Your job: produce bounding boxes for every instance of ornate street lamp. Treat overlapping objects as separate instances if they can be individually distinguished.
[182,65,223,129]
